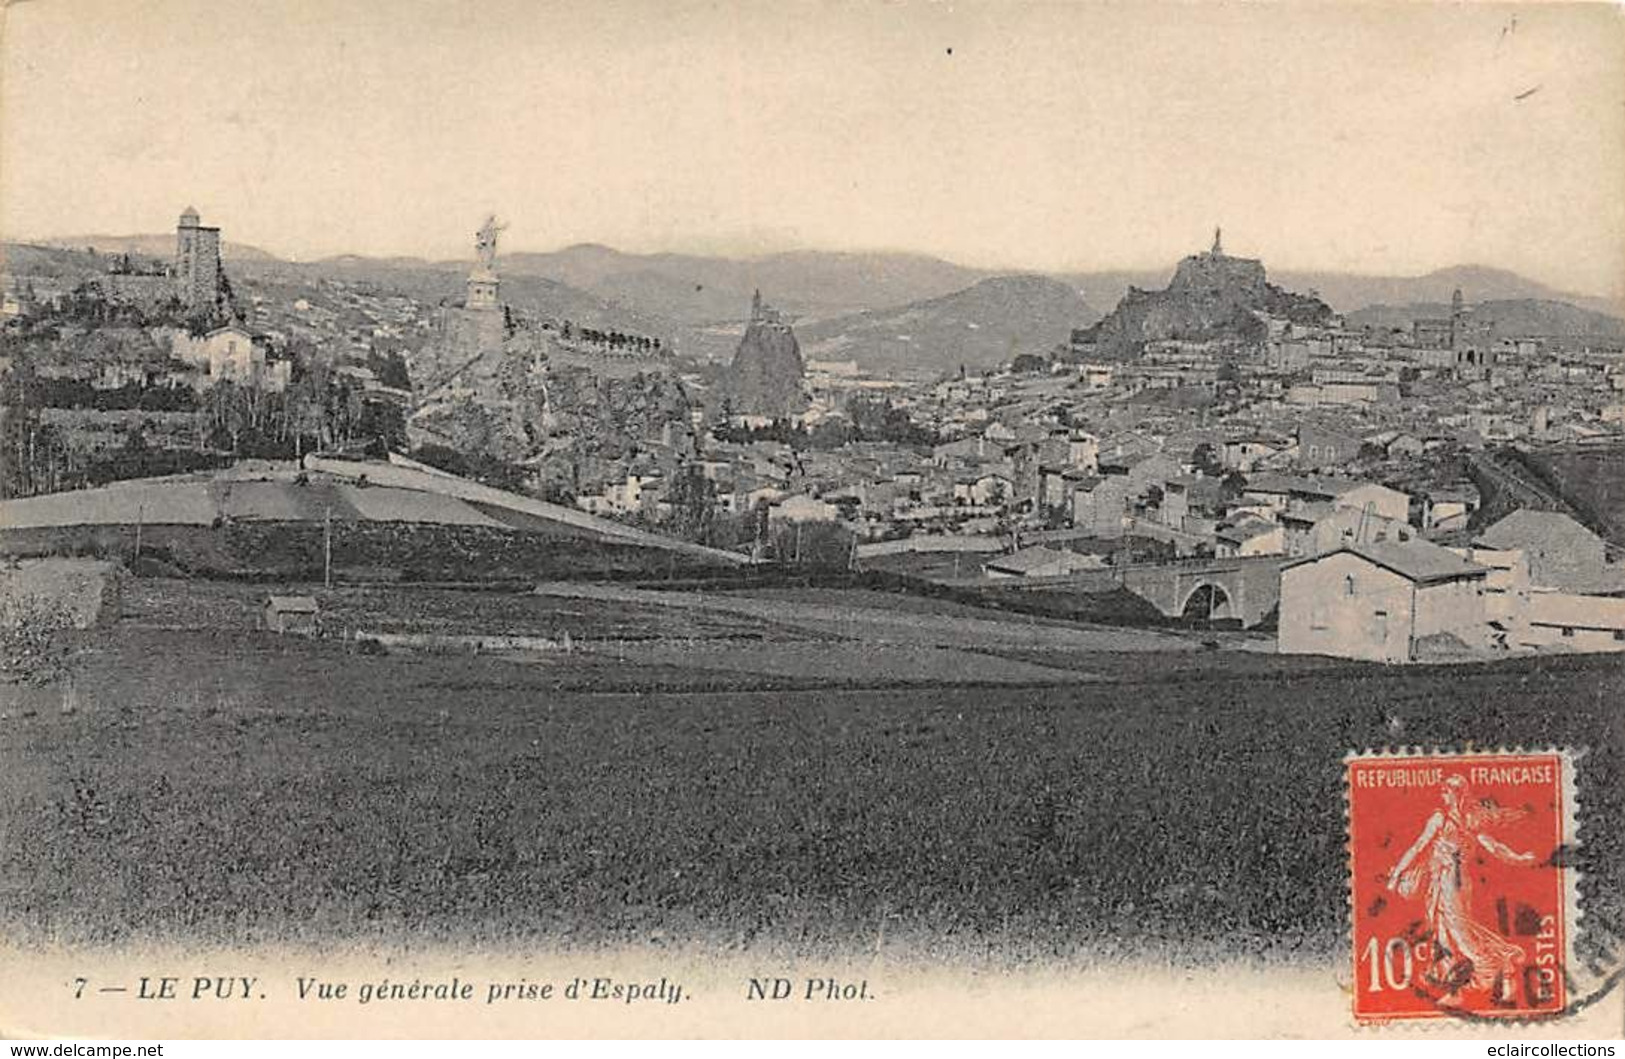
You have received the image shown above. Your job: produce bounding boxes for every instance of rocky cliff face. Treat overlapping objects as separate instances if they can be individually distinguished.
[726,294,807,418]
[1080,250,1332,358]
[523,361,691,462]
[409,311,692,470]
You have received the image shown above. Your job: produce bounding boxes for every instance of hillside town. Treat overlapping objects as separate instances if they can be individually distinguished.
[8,4,1625,1043]
[4,211,1625,663]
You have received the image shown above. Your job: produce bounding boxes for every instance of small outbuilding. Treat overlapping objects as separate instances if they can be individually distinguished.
[262,595,320,636]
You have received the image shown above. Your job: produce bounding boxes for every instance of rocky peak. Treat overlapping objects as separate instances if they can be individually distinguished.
[1077,237,1331,358]
[1168,250,1268,296]
[728,291,806,418]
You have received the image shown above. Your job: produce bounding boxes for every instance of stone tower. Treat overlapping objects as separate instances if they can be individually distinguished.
[1449,288,1465,351]
[174,206,222,309]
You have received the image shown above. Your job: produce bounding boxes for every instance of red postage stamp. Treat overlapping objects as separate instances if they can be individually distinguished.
[1347,750,1574,1022]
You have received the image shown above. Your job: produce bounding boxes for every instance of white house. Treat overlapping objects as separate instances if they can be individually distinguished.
[1424,486,1480,533]
[1215,516,1284,558]
[1447,546,1530,632]
[1280,504,1413,558]
[170,325,289,392]
[1242,475,1409,525]
[1516,592,1625,653]
[1279,539,1489,662]
[769,494,839,524]
[953,472,1013,507]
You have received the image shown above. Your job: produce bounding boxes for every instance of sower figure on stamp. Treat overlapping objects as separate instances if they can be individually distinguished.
[1386,774,1536,1004]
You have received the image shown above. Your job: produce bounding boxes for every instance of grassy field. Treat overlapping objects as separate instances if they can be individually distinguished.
[1524,446,1625,543]
[122,578,782,642]
[2,581,1622,970]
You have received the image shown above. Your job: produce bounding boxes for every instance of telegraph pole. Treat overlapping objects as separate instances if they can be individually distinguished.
[323,504,333,589]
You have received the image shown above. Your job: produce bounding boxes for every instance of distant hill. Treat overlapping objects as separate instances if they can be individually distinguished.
[257,257,678,342]
[0,242,118,280]
[254,252,1092,372]
[1060,263,1622,320]
[587,268,760,330]
[797,275,1097,376]
[24,235,1618,316]
[0,241,678,351]
[1345,298,1625,341]
[38,233,279,263]
[495,244,993,324]
[1054,268,1181,312]
[510,247,1622,340]
[15,236,1621,367]
[1270,265,1623,319]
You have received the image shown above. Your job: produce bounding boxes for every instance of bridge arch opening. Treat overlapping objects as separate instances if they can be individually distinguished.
[1180,582,1234,623]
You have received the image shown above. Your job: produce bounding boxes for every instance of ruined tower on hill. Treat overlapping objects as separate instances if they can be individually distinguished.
[727,291,807,418]
[174,206,222,309]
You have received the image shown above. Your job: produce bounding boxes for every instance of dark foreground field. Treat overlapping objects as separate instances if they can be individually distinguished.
[1,587,1622,969]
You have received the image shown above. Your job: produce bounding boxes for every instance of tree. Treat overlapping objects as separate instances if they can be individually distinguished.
[368,349,412,390]
[768,518,854,571]
[805,417,856,450]
[845,395,936,447]
[665,468,719,543]
[355,398,407,452]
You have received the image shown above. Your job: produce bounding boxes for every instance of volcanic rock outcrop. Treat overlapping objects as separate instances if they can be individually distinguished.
[726,291,807,418]
[1078,230,1333,358]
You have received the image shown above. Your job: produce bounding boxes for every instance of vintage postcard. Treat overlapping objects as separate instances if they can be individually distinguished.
[1,0,1623,1042]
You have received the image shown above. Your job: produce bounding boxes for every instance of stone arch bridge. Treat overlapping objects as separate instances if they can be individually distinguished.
[1007,555,1290,628]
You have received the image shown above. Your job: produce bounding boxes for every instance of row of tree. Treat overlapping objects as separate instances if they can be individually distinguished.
[711,395,939,450]
[555,322,664,354]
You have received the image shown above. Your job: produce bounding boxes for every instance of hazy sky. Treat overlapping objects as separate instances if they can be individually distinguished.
[4,0,1623,297]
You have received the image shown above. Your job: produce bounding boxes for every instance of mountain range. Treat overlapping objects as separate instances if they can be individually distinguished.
[798,275,1097,376]
[15,234,1624,374]
[1345,298,1625,340]
[35,233,279,263]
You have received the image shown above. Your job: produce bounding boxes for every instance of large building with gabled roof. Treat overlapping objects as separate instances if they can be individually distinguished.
[1279,538,1489,662]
